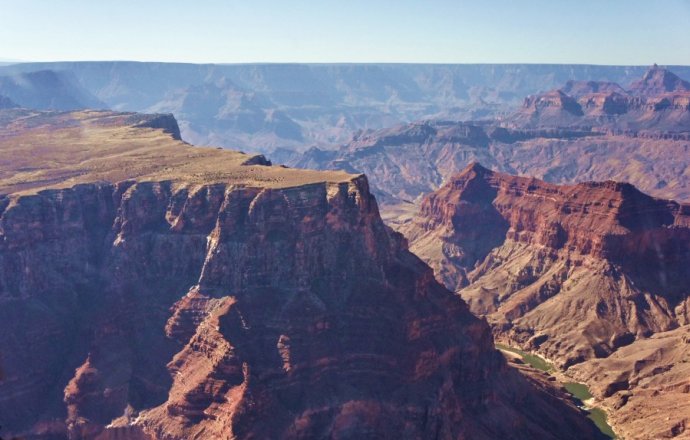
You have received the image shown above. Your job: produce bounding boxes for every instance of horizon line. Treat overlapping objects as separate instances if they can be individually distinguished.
[3,60,689,68]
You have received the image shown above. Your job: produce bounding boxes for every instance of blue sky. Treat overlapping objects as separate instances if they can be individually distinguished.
[1,0,689,64]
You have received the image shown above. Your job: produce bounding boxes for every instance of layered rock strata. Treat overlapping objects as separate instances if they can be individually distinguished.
[0,110,602,439]
[403,162,690,438]
[405,162,690,364]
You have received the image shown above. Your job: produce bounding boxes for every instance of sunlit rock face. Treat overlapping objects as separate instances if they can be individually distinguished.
[404,162,690,367]
[0,110,602,439]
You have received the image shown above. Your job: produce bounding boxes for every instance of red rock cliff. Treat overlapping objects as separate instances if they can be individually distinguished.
[0,111,603,439]
[0,178,602,440]
[405,163,690,367]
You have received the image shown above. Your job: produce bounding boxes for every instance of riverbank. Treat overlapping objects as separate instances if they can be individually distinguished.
[495,343,617,439]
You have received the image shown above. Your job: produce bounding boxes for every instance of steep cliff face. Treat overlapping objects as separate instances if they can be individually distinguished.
[132,113,183,140]
[0,177,601,440]
[403,162,690,437]
[404,163,690,366]
[0,181,214,438]
[0,110,603,439]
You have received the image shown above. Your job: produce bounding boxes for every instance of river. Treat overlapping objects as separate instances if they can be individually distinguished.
[495,344,616,439]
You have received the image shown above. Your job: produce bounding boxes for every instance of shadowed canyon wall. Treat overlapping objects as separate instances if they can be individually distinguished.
[0,170,603,439]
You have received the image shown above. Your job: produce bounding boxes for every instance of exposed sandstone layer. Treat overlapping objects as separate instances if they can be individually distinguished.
[402,163,690,438]
[0,111,602,439]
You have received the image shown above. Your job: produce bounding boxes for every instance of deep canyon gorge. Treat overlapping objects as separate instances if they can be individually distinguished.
[0,61,689,440]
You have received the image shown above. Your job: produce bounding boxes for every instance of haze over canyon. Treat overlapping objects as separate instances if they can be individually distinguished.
[0,59,689,440]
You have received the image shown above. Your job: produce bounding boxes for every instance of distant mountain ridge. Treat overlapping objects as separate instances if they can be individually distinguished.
[0,69,105,111]
[0,95,18,109]
[2,62,689,152]
[285,66,690,207]
[510,65,690,133]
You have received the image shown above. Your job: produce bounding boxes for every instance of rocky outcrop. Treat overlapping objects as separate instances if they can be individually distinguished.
[522,90,584,116]
[509,66,690,134]
[629,64,690,96]
[0,69,105,111]
[0,111,604,439]
[133,113,183,141]
[403,163,690,367]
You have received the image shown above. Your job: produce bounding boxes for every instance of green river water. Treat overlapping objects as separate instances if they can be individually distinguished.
[495,344,616,439]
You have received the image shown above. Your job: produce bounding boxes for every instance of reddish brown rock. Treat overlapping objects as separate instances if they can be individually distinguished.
[0,111,603,439]
[403,162,690,438]
[521,90,584,117]
[405,163,690,361]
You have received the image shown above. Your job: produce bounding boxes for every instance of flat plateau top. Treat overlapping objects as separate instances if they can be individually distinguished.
[0,109,354,195]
